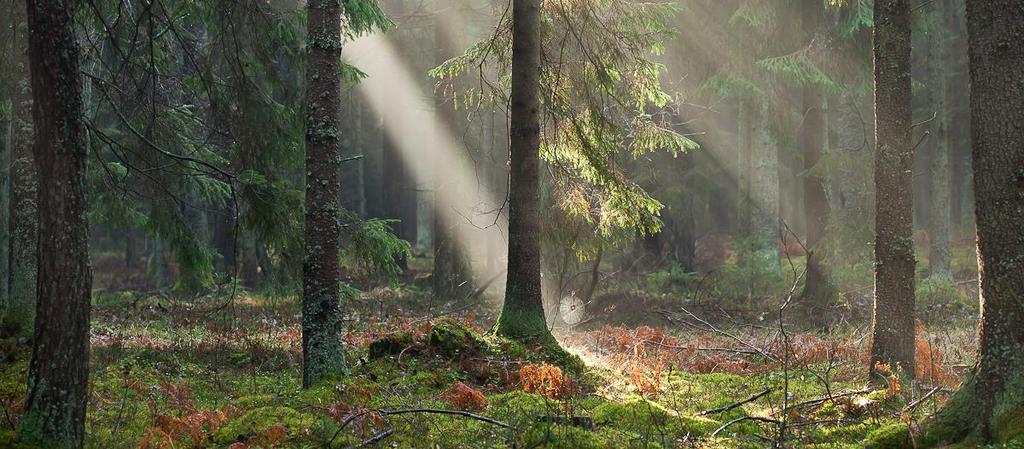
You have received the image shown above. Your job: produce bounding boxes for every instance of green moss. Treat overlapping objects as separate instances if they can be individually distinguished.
[489,391,551,417]
[214,406,313,445]
[233,394,275,409]
[864,423,912,449]
[367,332,414,359]
[429,321,489,356]
[994,404,1024,443]
[519,423,605,449]
[592,399,718,438]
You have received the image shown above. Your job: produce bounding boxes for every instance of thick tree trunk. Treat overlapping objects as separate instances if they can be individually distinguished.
[926,8,952,282]
[5,2,36,336]
[928,1,1024,443]
[495,0,552,343]
[301,0,347,388]
[0,100,9,320]
[799,0,835,318]
[868,0,916,379]
[18,1,92,446]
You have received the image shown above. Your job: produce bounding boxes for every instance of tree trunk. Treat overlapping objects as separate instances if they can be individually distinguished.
[6,1,36,336]
[431,19,471,299]
[926,5,952,282]
[750,100,781,273]
[495,0,552,343]
[301,0,347,388]
[0,99,9,322]
[19,1,92,446]
[799,0,835,318]
[868,0,916,380]
[927,1,1024,443]
[382,126,415,269]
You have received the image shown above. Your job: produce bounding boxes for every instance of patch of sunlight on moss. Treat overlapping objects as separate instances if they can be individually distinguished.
[864,422,911,449]
[214,406,313,445]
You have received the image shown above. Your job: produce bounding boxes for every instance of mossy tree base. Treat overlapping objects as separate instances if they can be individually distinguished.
[922,372,1024,447]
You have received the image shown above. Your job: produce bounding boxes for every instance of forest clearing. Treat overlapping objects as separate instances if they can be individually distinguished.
[0,0,1022,448]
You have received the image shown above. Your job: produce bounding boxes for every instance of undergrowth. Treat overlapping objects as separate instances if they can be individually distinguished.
[0,288,982,448]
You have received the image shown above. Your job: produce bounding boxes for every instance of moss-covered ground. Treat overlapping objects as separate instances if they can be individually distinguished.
[0,288,1016,448]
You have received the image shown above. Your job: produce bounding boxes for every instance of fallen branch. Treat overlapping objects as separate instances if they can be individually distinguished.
[379,408,511,429]
[710,415,782,438]
[699,388,772,416]
[903,386,944,414]
[345,428,395,449]
[785,388,874,412]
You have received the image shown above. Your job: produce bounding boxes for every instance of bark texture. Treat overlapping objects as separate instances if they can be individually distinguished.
[19,1,92,446]
[928,0,1024,443]
[6,1,37,336]
[495,0,551,342]
[869,0,916,379]
[301,0,347,388]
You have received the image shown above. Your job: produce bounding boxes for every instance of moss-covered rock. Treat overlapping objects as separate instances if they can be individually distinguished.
[233,394,275,409]
[214,406,313,445]
[429,321,489,356]
[367,332,414,359]
[864,423,912,449]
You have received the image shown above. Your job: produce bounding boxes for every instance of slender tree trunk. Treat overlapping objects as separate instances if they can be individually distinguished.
[126,228,136,269]
[6,2,36,336]
[929,0,1024,442]
[301,0,347,388]
[750,100,781,272]
[382,127,414,269]
[431,18,471,299]
[799,0,835,317]
[737,99,753,236]
[19,1,92,446]
[868,0,916,379]
[495,0,552,343]
[945,0,971,235]
[926,7,952,282]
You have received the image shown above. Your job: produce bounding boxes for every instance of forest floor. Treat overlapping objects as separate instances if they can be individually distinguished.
[0,281,992,449]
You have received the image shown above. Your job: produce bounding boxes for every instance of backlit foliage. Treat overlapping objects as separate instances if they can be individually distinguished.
[520,363,575,400]
[431,0,697,237]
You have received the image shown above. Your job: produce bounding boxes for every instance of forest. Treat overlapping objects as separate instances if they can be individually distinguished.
[0,0,1022,448]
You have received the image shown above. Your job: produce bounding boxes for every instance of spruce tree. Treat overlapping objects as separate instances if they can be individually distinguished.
[19,0,92,445]
[868,0,916,379]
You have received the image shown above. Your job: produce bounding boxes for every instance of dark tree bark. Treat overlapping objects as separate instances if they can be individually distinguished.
[495,0,553,343]
[0,0,12,322]
[18,1,92,446]
[5,1,36,336]
[868,0,916,379]
[0,98,9,322]
[798,0,836,320]
[301,0,347,388]
[927,0,1024,443]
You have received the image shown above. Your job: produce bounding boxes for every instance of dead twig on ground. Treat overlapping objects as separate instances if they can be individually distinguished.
[699,388,772,416]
